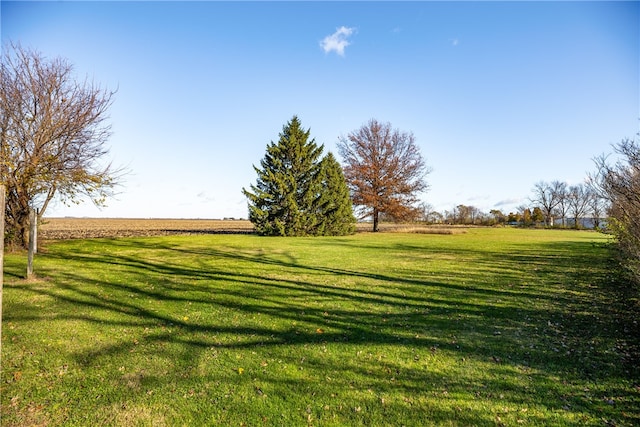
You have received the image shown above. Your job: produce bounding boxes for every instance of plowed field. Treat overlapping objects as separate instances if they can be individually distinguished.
[38,218,460,240]
[39,218,255,239]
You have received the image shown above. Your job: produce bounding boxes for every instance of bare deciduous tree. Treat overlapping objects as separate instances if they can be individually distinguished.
[338,119,430,232]
[1,43,123,248]
[554,183,569,227]
[591,136,640,283]
[452,204,483,225]
[587,189,607,229]
[567,183,591,228]
[530,180,566,227]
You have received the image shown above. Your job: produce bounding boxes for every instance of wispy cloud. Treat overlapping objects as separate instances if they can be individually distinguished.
[320,26,356,56]
[450,38,460,47]
[494,197,524,208]
[468,195,490,202]
[196,191,216,204]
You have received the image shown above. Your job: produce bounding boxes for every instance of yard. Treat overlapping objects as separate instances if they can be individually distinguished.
[1,225,638,426]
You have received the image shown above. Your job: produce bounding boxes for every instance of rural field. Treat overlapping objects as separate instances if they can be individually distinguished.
[36,217,446,240]
[1,222,639,426]
[38,218,257,239]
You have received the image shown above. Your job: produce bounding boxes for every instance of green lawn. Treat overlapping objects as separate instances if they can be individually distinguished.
[1,228,638,426]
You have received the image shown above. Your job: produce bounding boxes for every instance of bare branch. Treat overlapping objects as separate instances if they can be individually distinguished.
[591,135,640,283]
[1,42,124,247]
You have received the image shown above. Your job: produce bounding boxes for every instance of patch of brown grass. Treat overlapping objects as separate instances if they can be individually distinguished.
[391,226,467,235]
[355,222,467,235]
[101,402,169,427]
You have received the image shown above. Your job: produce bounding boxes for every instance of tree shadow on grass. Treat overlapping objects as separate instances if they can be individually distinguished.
[7,237,634,367]
[3,235,639,425]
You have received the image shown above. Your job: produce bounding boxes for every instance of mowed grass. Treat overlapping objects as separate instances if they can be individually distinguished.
[1,228,638,426]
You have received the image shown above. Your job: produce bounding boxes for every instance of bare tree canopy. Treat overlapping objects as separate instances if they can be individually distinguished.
[591,136,640,284]
[555,183,570,227]
[338,119,430,232]
[530,180,566,226]
[1,43,123,248]
[567,183,592,229]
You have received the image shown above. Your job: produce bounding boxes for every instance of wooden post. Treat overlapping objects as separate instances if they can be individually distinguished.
[0,185,5,366]
[27,208,36,278]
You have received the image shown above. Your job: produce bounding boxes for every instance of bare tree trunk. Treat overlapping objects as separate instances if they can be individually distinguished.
[373,208,379,232]
[33,208,38,254]
[27,208,36,278]
[0,185,5,366]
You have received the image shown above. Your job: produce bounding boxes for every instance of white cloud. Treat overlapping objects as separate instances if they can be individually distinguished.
[320,26,355,56]
[495,197,525,208]
[196,191,216,203]
[451,38,460,47]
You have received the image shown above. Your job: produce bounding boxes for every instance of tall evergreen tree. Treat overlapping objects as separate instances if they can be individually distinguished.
[313,152,356,236]
[243,116,324,236]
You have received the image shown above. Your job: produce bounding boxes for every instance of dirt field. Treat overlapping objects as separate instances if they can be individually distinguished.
[39,218,255,239]
[38,218,460,240]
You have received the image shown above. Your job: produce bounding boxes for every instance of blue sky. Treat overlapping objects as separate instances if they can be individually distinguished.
[2,1,638,219]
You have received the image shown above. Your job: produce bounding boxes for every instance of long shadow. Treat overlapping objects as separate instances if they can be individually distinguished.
[39,236,575,321]
[4,234,637,424]
[100,237,569,304]
[7,237,631,372]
